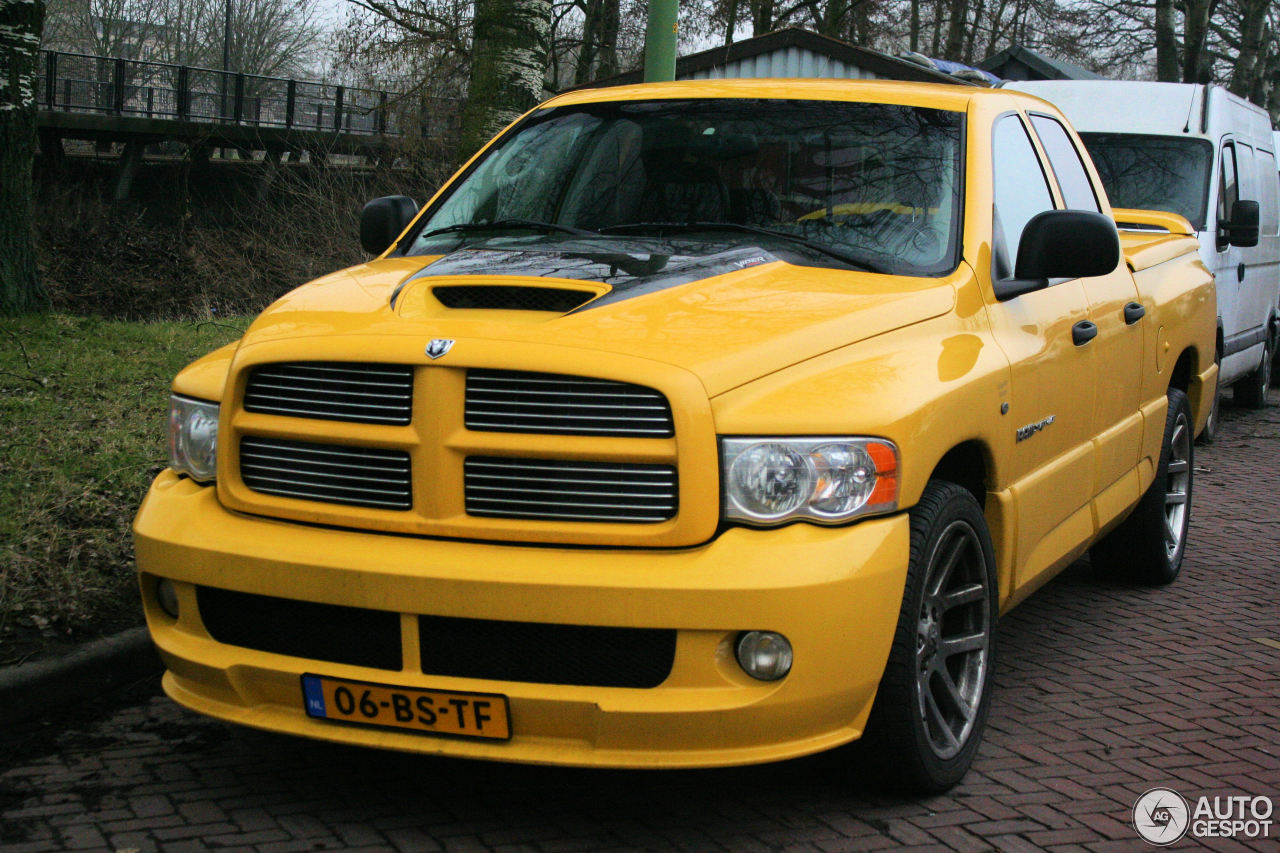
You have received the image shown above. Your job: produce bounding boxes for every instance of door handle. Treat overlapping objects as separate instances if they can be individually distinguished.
[1124,302,1146,324]
[1072,320,1098,346]
[1238,262,1246,282]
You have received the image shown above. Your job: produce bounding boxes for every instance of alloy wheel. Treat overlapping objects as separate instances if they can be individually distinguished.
[915,519,992,760]
[1163,409,1191,559]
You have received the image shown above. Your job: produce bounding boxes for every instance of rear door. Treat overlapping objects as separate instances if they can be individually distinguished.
[1248,143,1280,343]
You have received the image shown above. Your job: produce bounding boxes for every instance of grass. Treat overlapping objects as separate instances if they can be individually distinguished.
[0,314,245,662]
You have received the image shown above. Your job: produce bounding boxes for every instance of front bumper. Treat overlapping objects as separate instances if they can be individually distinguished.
[134,470,910,768]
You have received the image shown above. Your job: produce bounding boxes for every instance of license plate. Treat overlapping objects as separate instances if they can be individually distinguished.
[301,674,511,741]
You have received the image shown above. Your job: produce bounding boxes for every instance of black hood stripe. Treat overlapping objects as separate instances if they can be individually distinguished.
[390,241,778,312]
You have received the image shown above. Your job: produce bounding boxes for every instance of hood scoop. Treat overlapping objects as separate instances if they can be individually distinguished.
[432,285,598,313]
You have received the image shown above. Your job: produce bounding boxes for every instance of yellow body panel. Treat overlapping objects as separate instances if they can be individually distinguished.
[135,79,1217,768]
[137,471,908,767]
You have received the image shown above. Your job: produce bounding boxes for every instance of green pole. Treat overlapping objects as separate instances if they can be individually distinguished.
[643,0,678,82]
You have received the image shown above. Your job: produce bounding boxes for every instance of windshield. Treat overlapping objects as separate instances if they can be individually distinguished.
[405,99,964,276]
[1078,133,1214,231]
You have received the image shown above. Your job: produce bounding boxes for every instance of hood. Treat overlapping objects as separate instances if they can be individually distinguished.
[240,240,958,397]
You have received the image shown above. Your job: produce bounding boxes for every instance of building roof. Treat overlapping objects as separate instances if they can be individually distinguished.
[978,45,1103,81]
[590,27,969,88]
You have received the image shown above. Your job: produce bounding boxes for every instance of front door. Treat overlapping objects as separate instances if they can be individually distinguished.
[985,112,1098,592]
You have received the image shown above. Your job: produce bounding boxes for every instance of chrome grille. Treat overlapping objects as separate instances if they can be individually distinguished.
[240,436,412,510]
[465,370,674,437]
[465,457,677,523]
[244,362,413,425]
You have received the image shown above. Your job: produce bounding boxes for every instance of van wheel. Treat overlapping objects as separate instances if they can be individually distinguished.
[854,481,997,794]
[1234,340,1271,409]
[1091,388,1193,585]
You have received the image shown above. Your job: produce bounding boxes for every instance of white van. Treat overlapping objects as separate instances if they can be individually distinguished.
[1006,81,1280,428]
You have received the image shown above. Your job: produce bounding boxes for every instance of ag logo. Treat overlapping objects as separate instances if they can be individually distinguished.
[425,339,455,359]
[1133,787,1190,845]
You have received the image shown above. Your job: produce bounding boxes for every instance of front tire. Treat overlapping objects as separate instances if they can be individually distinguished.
[855,481,997,794]
[1091,388,1193,585]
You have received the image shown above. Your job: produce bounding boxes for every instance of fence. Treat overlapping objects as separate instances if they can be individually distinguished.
[36,50,399,136]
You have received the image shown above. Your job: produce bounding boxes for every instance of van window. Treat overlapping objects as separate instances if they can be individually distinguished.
[1079,133,1213,230]
[992,114,1055,279]
[1029,115,1100,212]
[1258,149,1279,235]
[1218,142,1239,216]
[1218,142,1239,250]
[1236,143,1256,201]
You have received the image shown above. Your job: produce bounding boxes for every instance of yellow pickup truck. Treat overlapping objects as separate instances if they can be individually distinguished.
[135,79,1216,792]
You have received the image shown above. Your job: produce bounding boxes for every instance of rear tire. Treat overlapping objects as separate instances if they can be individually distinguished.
[1234,339,1271,409]
[1091,388,1193,585]
[853,481,997,794]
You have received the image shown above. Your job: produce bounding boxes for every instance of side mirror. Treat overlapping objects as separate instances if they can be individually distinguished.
[1014,210,1120,280]
[360,195,418,255]
[1226,199,1260,248]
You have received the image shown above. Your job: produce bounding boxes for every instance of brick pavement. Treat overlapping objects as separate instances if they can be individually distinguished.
[2,393,1278,853]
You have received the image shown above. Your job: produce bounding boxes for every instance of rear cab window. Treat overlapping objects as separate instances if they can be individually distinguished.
[1029,114,1101,212]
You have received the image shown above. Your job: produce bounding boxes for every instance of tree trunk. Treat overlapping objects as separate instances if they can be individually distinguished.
[1229,0,1268,99]
[725,0,740,45]
[1181,0,1220,84]
[817,0,848,36]
[0,0,48,316]
[751,0,773,35]
[851,0,872,45]
[909,0,920,52]
[962,0,984,63]
[573,0,601,85]
[459,0,550,160]
[1154,0,1178,81]
[596,0,619,78]
[930,0,944,56]
[943,0,968,60]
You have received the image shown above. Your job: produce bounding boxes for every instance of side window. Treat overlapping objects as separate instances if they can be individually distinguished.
[1218,140,1239,225]
[992,114,1055,279]
[1029,115,1101,212]
[1235,143,1257,203]
[1258,148,1279,236]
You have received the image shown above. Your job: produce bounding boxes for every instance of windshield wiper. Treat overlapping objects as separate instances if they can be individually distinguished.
[599,221,888,274]
[419,218,598,240]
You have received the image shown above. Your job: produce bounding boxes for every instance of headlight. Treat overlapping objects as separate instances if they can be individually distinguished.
[721,436,898,525]
[168,394,219,483]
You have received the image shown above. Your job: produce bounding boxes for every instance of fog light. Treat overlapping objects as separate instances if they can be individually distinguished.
[735,631,793,681]
[156,579,179,619]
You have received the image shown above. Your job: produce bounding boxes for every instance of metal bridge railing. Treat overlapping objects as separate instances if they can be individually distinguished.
[36,50,400,136]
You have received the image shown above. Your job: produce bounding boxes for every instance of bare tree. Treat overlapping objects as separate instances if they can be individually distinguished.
[217,0,322,77]
[0,0,49,315]
[572,0,619,84]
[45,0,321,75]
[43,0,163,60]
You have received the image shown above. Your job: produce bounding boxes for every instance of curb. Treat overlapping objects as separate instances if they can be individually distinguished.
[0,626,162,727]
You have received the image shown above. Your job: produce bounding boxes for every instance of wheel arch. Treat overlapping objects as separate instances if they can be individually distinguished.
[1168,347,1196,395]
[925,440,992,508]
